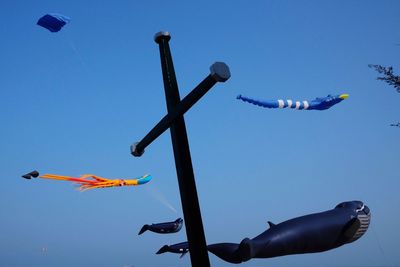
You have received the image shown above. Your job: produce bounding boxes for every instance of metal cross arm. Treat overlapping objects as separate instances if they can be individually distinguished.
[131,62,230,157]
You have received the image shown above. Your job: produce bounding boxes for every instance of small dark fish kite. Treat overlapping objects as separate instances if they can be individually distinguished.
[37,13,70,32]
[237,93,348,110]
[157,201,370,264]
[21,170,151,191]
[139,218,183,235]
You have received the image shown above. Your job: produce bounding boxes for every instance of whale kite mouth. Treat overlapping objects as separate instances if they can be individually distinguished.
[349,204,371,242]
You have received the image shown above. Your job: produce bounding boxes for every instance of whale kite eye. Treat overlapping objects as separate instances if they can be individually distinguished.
[363,205,370,214]
[335,203,345,209]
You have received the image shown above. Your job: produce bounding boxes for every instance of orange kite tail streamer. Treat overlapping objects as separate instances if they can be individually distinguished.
[21,170,152,191]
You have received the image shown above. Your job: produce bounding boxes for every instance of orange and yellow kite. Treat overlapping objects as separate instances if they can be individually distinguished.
[22,170,151,191]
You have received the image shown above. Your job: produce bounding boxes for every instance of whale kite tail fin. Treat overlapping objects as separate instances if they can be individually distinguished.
[206,238,257,264]
[156,245,169,254]
[238,238,254,262]
[138,224,150,235]
[207,243,243,264]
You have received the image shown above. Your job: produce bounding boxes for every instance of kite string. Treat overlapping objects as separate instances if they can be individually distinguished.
[370,223,389,267]
[145,185,178,214]
[61,31,91,75]
[67,39,90,74]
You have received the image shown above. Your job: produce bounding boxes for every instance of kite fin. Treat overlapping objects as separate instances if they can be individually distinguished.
[207,242,243,264]
[180,251,188,258]
[138,224,150,235]
[237,238,268,262]
[267,221,276,228]
[22,170,39,179]
[238,238,254,262]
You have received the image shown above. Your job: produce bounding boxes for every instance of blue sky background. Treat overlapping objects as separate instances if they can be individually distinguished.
[1,0,399,266]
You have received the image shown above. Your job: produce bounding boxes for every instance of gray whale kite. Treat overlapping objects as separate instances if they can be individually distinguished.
[139,218,183,235]
[156,201,370,263]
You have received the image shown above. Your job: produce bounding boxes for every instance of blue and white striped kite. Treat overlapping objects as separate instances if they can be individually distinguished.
[237,94,349,111]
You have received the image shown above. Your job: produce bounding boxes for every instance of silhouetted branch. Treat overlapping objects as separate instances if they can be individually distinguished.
[368,64,400,93]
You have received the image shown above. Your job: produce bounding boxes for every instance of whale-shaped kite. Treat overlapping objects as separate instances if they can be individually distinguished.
[237,94,349,110]
[21,170,151,191]
[157,201,370,264]
[139,218,183,235]
[157,241,189,258]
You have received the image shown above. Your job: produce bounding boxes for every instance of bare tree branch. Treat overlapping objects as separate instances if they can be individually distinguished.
[369,65,400,127]
[368,64,400,93]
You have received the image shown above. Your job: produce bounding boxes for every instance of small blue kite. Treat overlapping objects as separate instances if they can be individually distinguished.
[37,13,70,32]
[237,94,349,111]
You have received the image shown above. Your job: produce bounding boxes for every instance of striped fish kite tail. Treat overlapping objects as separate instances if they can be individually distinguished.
[237,95,279,108]
[237,94,261,105]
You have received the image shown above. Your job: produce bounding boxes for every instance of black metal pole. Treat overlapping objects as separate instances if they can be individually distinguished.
[131,62,230,157]
[131,31,231,266]
[154,31,210,267]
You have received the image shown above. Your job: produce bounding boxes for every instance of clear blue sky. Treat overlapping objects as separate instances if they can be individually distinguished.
[1,0,399,266]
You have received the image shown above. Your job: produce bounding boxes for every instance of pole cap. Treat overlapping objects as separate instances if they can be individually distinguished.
[154,31,171,43]
[131,142,144,157]
[210,62,231,82]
